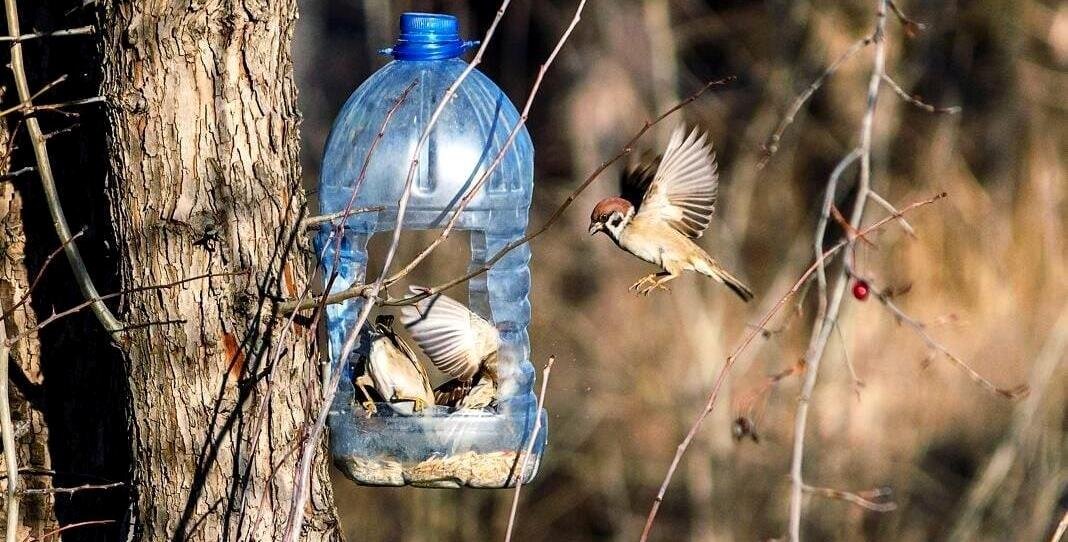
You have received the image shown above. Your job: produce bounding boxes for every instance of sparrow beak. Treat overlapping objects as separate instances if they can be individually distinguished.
[588,222,602,236]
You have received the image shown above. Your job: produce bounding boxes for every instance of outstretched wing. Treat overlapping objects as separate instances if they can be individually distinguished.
[400,287,497,382]
[619,150,660,209]
[633,126,719,238]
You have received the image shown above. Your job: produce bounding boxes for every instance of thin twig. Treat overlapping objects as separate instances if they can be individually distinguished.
[814,150,861,328]
[802,484,897,512]
[637,192,945,542]
[263,82,415,532]
[503,355,555,542]
[251,77,415,539]
[39,520,115,540]
[5,270,247,346]
[0,299,18,542]
[1051,508,1068,542]
[735,359,805,425]
[299,206,385,230]
[384,0,587,287]
[0,25,93,43]
[314,80,417,321]
[0,166,32,180]
[278,79,414,317]
[881,73,960,114]
[282,2,517,539]
[833,322,864,401]
[757,38,872,169]
[876,291,1028,398]
[832,204,876,247]
[0,228,85,322]
[886,0,928,35]
[41,122,80,140]
[0,75,67,118]
[788,3,889,539]
[868,190,916,238]
[3,0,122,332]
[16,96,106,117]
[21,481,124,495]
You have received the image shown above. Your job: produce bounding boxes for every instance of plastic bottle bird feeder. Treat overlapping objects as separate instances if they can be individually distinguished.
[317,12,545,488]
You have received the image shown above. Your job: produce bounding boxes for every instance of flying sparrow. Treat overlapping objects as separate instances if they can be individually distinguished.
[588,125,754,301]
[401,286,500,410]
[353,314,436,415]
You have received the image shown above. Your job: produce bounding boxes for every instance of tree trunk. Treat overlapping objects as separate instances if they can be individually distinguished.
[98,2,340,540]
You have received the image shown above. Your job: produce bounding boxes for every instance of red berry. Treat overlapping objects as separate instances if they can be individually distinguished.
[852,280,870,301]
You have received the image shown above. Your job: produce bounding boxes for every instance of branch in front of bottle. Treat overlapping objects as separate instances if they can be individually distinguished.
[274,76,736,316]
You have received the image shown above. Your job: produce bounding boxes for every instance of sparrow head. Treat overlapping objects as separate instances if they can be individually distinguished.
[589,197,635,239]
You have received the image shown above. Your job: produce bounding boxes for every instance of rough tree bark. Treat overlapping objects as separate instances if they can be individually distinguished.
[98,1,340,540]
[0,99,59,541]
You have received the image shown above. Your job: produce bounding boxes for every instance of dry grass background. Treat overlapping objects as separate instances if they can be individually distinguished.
[296,0,1067,540]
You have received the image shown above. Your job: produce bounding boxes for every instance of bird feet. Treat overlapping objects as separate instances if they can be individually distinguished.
[354,375,378,417]
[630,274,671,296]
[392,394,430,414]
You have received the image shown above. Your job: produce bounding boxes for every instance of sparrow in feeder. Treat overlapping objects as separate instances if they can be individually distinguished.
[588,125,754,301]
[353,315,435,415]
[401,286,500,410]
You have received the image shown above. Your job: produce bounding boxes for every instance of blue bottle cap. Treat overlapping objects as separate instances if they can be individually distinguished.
[380,12,479,61]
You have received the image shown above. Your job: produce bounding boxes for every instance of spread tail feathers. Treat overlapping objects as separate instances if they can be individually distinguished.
[700,259,754,302]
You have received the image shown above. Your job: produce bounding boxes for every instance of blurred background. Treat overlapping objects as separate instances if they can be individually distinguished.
[297,0,1067,540]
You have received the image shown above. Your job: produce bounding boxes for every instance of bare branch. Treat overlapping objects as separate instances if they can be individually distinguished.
[869,190,917,237]
[0,298,19,542]
[831,203,876,248]
[3,0,122,332]
[735,358,806,427]
[1051,507,1068,542]
[384,0,588,287]
[315,80,417,316]
[833,322,865,401]
[887,0,928,36]
[299,206,384,230]
[4,270,248,346]
[16,96,106,117]
[0,75,67,118]
[260,85,415,530]
[39,520,116,540]
[757,38,872,169]
[0,228,85,322]
[21,481,124,495]
[788,2,890,538]
[881,73,961,114]
[0,25,93,43]
[814,150,861,320]
[802,484,897,512]
[874,286,1029,399]
[0,166,32,180]
[638,192,946,542]
[41,122,80,140]
[504,355,555,542]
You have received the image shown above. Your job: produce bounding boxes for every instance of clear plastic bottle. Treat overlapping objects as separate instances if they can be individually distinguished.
[317,12,544,488]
